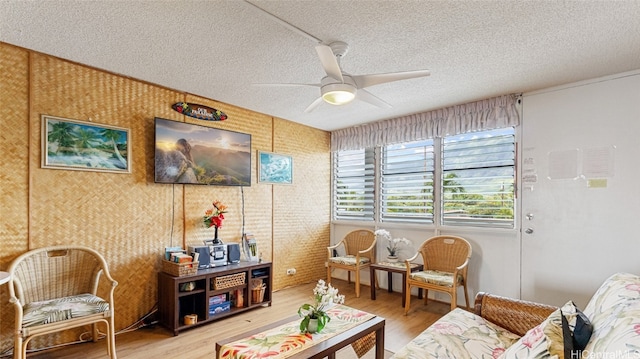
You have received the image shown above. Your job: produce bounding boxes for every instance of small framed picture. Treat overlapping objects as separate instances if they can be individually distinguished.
[258,151,293,184]
[42,115,131,173]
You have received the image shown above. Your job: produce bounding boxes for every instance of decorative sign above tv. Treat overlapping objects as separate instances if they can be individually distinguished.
[154,118,251,186]
[172,102,228,121]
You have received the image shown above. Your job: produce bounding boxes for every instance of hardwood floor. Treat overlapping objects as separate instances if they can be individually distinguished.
[24,279,451,358]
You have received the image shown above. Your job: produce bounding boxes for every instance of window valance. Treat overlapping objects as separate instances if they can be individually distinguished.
[331,94,520,151]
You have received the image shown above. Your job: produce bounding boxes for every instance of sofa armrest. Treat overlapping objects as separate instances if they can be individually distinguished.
[474,292,557,336]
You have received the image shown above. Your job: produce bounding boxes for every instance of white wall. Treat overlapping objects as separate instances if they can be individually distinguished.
[330,69,640,307]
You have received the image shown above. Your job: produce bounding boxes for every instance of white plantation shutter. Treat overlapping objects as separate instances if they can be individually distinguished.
[381,140,435,223]
[333,149,375,221]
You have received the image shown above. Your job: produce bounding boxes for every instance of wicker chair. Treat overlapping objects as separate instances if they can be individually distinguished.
[404,235,471,314]
[327,229,376,298]
[7,245,118,359]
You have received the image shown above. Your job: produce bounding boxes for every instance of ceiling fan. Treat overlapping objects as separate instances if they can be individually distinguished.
[255,41,431,113]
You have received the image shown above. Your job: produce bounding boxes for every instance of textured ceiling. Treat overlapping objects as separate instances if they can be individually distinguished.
[2,1,640,131]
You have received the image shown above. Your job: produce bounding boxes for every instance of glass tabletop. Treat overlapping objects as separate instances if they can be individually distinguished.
[373,261,421,269]
[218,304,376,358]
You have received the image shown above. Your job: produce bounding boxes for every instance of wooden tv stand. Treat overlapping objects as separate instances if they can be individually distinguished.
[158,261,272,335]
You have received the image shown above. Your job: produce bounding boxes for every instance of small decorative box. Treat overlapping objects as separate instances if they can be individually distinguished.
[209,294,227,305]
[209,301,231,316]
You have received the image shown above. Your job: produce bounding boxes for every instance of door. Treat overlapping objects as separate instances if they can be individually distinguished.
[520,73,640,307]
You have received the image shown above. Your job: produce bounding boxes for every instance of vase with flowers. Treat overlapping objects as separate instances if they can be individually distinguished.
[203,200,227,243]
[298,279,345,334]
[375,229,411,262]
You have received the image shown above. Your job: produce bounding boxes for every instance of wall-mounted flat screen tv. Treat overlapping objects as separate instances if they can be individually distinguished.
[154,117,251,186]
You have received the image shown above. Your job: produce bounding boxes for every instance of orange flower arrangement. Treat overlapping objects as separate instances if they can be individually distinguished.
[204,200,227,228]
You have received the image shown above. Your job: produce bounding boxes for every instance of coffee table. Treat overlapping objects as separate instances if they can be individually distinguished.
[216,305,385,359]
[370,261,423,307]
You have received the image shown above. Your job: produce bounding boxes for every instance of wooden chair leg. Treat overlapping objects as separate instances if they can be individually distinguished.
[423,289,429,304]
[355,267,360,298]
[108,318,117,358]
[327,264,332,284]
[104,323,111,357]
[404,284,412,315]
[450,289,457,311]
[14,335,23,359]
[347,271,351,284]
[92,322,99,342]
[463,283,470,310]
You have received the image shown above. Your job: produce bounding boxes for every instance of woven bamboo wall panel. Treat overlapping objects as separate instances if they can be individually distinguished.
[0,43,30,352]
[25,52,188,349]
[272,118,331,289]
[0,42,330,353]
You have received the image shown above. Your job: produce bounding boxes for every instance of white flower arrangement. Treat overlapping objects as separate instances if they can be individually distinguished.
[298,279,345,333]
[375,229,411,257]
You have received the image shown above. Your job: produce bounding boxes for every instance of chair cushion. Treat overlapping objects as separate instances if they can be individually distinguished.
[391,308,521,359]
[328,255,370,266]
[499,301,590,359]
[22,293,110,328]
[409,269,462,287]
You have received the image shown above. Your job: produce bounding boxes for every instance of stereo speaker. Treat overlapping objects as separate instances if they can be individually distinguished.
[227,243,241,264]
[188,245,210,269]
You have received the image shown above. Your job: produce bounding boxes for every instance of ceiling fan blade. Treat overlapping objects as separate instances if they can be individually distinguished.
[315,44,344,82]
[304,97,324,113]
[356,89,392,109]
[352,70,431,89]
[252,83,320,88]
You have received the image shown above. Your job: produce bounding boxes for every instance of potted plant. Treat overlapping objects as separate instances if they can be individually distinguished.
[298,279,345,333]
[375,229,411,262]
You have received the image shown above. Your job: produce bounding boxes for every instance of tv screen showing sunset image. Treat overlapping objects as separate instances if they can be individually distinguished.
[154,118,251,186]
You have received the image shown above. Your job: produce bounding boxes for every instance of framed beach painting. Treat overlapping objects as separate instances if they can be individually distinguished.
[258,151,293,184]
[41,115,131,173]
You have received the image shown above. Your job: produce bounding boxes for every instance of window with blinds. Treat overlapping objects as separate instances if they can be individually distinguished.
[441,128,516,228]
[333,149,375,221]
[380,140,435,223]
[332,127,516,228]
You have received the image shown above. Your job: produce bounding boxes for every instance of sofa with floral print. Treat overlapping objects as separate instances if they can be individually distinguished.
[391,272,640,359]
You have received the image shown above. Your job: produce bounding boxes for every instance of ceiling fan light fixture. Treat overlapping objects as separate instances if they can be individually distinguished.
[321,83,356,105]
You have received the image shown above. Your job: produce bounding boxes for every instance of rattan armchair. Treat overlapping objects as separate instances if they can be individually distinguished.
[7,245,118,359]
[404,235,471,314]
[327,229,376,298]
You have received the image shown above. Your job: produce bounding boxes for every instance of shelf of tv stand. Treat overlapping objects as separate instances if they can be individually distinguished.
[157,261,272,336]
